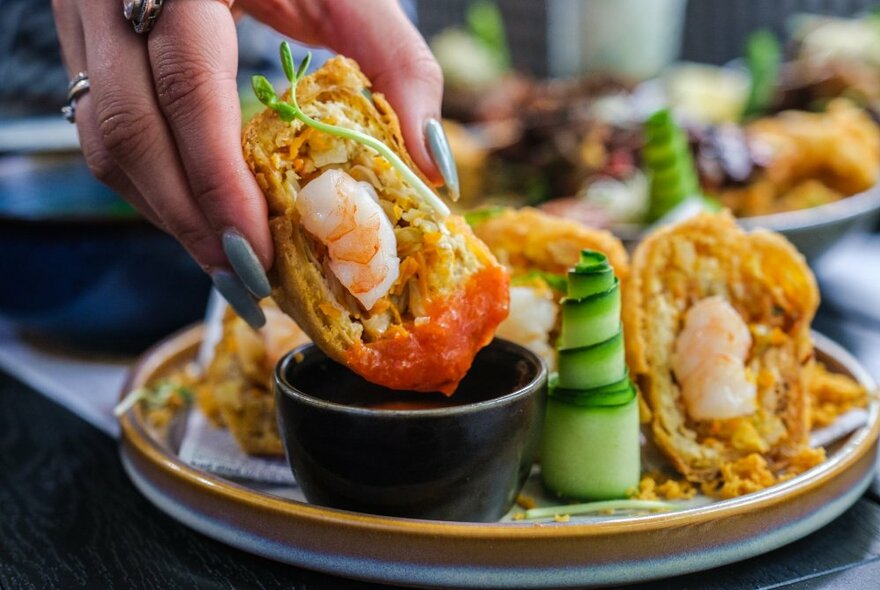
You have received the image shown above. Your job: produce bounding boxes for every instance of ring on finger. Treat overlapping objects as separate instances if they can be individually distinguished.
[123,0,234,34]
[123,0,165,34]
[61,71,90,123]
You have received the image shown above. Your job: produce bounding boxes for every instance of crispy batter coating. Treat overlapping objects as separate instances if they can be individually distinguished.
[719,99,880,216]
[472,207,629,279]
[196,301,309,455]
[623,211,819,482]
[809,362,870,428]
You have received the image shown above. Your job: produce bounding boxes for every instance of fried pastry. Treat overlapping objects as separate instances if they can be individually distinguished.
[623,211,819,482]
[197,301,309,455]
[472,207,629,370]
[472,207,629,279]
[243,56,508,394]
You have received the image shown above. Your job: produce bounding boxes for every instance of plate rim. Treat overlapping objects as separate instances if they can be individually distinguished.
[119,325,880,540]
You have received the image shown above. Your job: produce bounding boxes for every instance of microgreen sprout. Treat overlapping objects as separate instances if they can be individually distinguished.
[253,43,449,217]
[113,381,193,418]
[518,499,680,520]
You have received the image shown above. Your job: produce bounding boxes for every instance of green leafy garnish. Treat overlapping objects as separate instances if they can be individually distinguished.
[643,108,702,221]
[252,43,449,217]
[742,30,781,119]
[518,499,680,520]
[511,270,568,294]
[113,381,193,418]
[463,205,505,226]
[466,0,511,70]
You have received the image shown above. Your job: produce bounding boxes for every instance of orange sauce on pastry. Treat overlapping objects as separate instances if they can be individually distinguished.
[344,266,510,395]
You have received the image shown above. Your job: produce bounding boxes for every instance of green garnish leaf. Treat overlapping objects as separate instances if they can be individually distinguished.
[252,75,278,107]
[280,41,296,83]
[467,0,511,70]
[296,52,312,80]
[520,499,680,520]
[252,46,450,217]
[273,102,298,122]
[112,381,193,418]
[511,270,568,294]
[463,205,505,226]
[742,30,781,119]
[176,386,194,404]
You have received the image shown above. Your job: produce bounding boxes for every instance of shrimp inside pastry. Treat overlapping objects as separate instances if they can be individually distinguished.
[243,57,508,394]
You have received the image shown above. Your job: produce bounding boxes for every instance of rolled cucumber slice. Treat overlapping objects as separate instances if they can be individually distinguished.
[643,108,702,221]
[550,374,636,408]
[541,396,641,500]
[558,287,621,349]
[557,331,626,391]
[540,248,640,500]
[567,269,615,300]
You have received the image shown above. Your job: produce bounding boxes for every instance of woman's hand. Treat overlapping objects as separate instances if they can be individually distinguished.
[52,0,452,326]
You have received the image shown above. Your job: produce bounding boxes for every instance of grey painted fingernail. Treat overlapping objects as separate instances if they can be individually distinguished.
[222,229,271,299]
[210,270,266,330]
[425,118,460,201]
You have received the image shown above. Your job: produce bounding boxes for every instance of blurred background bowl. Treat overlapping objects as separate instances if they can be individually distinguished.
[612,183,880,261]
[0,153,210,353]
[737,183,880,261]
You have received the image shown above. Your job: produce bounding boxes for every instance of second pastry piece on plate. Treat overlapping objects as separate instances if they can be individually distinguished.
[243,56,509,394]
[624,212,819,483]
[471,207,629,370]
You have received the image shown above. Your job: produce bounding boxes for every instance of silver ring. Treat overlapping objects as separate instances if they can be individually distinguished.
[123,0,165,34]
[61,72,90,124]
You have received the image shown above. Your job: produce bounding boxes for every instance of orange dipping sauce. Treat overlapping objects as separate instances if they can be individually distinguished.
[344,266,510,394]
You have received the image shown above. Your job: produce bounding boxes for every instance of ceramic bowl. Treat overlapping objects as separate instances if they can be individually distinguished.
[614,183,880,261]
[735,182,880,261]
[274,339,547,522]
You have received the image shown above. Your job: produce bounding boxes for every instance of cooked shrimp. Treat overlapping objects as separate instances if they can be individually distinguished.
[296,169,400,311]
[673,296,756,421]
[495,285,558,370]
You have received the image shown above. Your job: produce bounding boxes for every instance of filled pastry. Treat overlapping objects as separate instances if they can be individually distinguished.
[243,53,509,394]
[623,212,819,482]
[471,206,628,369]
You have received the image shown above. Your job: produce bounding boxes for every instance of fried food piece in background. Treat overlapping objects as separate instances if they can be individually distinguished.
[809,362,870,428]
[719,99,880,216]
[472,207,628,279]
[442,120,489,205]
[623,211,819,487]
[196,300,309,456]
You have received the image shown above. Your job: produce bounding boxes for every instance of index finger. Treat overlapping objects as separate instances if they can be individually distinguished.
[147,0,273,268]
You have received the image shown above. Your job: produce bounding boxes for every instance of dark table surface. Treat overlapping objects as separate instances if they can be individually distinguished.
[2,308,880,590]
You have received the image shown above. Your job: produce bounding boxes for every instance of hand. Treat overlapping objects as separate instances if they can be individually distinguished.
[52,0,452,327]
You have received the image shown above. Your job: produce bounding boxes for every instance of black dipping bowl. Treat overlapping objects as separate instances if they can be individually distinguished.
[0,154,210,351]
[275,339,547,522]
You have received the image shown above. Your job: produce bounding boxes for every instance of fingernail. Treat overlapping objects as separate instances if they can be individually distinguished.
[222,229,271,299]
[425,118,460,201]
[210,270,266,330]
